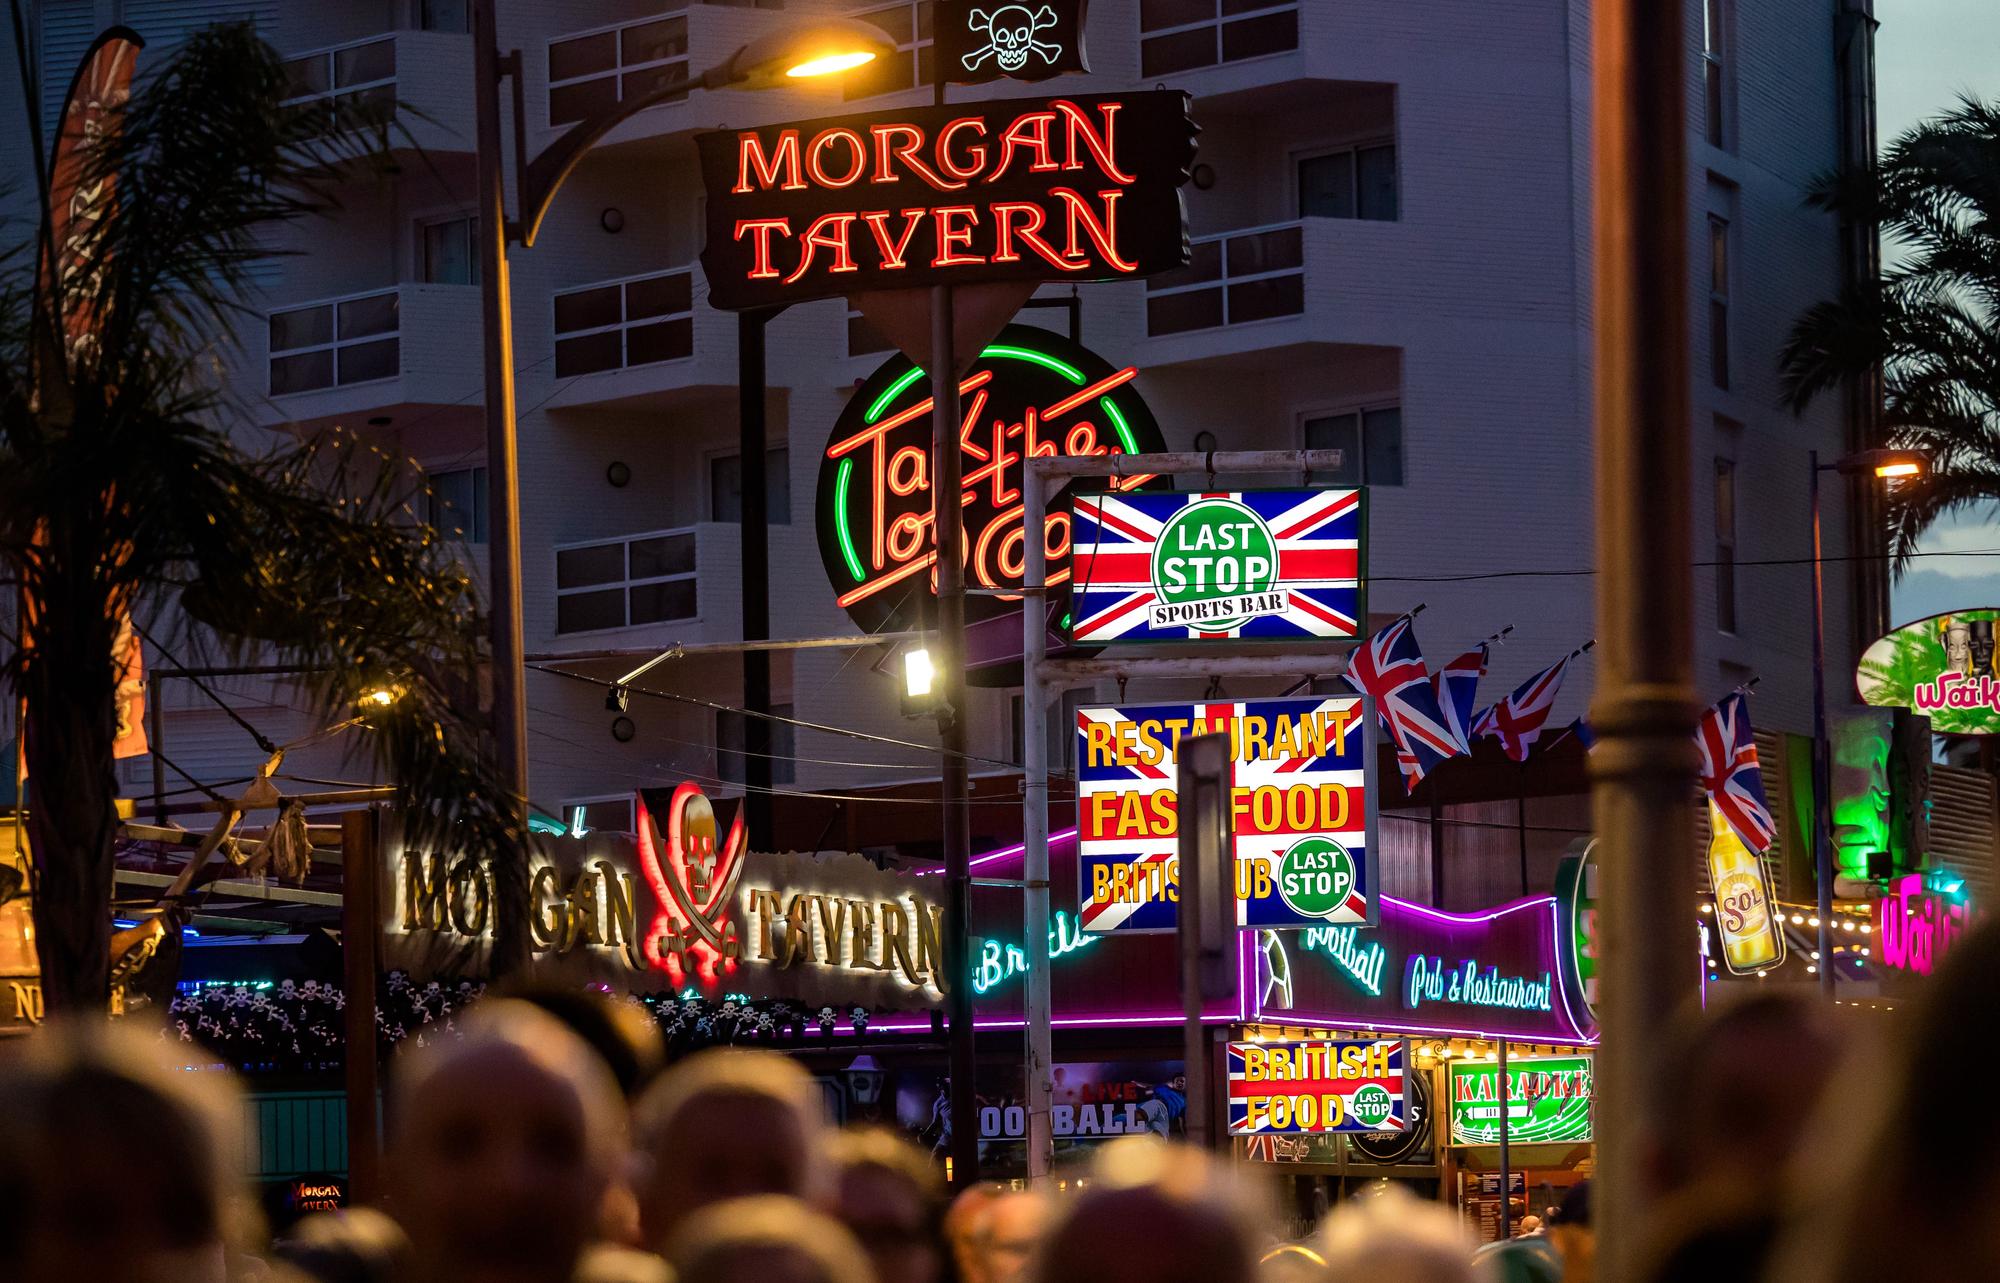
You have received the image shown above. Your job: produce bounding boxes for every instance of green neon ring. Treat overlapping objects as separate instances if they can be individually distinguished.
[1100,397,1140,454]
[865,366,928,424]
[981,344,1085,383]
[833,457,866,583]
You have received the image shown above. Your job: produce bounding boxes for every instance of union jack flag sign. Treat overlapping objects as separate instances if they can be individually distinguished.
[1227,1039,1409,1134]
[1077,695,1378,934]
[1069,489,1365,643]
[1696,692,1776,852]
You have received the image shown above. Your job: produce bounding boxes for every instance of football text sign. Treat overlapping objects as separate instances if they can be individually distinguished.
[1076,696,1376,933]
[1069,490,1364,643]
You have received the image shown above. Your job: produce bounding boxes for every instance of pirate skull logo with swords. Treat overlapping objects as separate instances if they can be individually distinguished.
[962,4,1063,72]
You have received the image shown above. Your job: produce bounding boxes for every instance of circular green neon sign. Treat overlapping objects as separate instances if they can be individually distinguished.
[1276,836,1357,920]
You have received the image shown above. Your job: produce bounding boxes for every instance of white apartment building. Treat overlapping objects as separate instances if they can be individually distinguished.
[5,0,1868,895]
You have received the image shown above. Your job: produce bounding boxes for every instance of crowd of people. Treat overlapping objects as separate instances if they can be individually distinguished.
[1,918,1995,1283]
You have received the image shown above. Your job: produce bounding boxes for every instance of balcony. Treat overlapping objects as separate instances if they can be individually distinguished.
[542,521,814,649]
[1139,219,1407,366]
[281,30,475,156]
[542,266,742,412]
[536,5,820,153]
[258,284,483,431]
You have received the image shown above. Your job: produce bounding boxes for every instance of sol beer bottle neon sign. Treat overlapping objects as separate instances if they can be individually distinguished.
[815,324,1168,641]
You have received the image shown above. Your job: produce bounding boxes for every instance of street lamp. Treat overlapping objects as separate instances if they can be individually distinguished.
[471,1,890,971]
[1807,446,1928,999]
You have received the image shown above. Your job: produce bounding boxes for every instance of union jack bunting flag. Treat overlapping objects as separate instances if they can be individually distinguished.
[1069,489,1364,643]
[1473,656,1572,762]
[1696,691,1775,852]
[1076,696,1372,933]
[1344,616,1464,788]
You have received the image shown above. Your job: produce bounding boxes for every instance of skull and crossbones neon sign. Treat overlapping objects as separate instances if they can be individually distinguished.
[963,5,1063,73]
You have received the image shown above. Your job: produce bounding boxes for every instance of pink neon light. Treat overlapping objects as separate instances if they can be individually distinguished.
[1382,894,1558,926]
[913,828,1079,877]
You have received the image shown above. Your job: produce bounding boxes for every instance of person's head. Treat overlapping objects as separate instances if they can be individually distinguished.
[506,983,665,1099]
[944,1183,1004,1283]
[1517,1215,1543,1237]
[274,1207,412,1283]
[1036,1139,1265,1283]
[388,999,624,1283]
[634,1047,829,1250]
[1317,1185,1479,1283]
[666,1195,874,1283]
[825,1127,951,1283]
[1648,993,1841,1200]
[1547,1182,1594,1282]
[976,1189,1053,1283]
[0,1019,248,1283]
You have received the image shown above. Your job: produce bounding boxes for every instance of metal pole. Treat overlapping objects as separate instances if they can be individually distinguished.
[473,0,529,975]
[1021,457,1054,1182]
[149,679,164,825]
[1589,0,1698,1273]
[1810,455,1835,998]
[932,284,978,1188]
[1516,769,1530,896]
[1497,1039,1512,1239]
[340,809,382,1204]
[740,310,773,849]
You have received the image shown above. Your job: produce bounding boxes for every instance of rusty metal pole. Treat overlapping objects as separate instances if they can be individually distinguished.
[340,810,382,1204]
[1589,0,1700,1275]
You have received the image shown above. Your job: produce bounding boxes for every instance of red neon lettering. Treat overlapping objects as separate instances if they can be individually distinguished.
[735,130,804,193]
[887,446,928,496]
[871,123,962,190]
[1055,188,1136,272]
[991,111,1060,179]
[938,117,989,182]
[735,219,791,279]
[862,208,929,270]
[992,201,1080,270]
[1054,100,1136,185]
[782,213,860,285]
[932,205,981,267]
[807,128,868,188]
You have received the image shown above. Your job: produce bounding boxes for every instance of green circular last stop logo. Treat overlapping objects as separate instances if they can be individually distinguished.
[1350,1084,1395,1128]
[1275,836,1357,919]
[1152,498,1279,630]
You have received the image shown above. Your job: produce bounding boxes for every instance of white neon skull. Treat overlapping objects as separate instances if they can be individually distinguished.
[965,4,1061,73]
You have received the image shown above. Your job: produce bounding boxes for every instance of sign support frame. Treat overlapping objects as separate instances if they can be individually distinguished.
[1018,449,1354,1174]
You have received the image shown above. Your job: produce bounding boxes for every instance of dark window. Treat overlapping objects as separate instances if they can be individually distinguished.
[1304,405,1403,487]
[562,797,635,835]
[710,449,792,524]
[1709,216,1730,390]
[1714,456,1737,633]
[1299,145,1397,221]
[1139,0,1298,76]
[1703,0,1730,149]
[427,466,488,544]
[547,16,687,126]
[422,216,479,285]
[718,705,797,786]
[420,0,469,32]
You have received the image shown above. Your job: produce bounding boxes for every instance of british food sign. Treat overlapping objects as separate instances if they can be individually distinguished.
[1226,1038,1409,1135]
[695,92,1195,309]
[1069,489,1365,643]
[1076,695,1376,933]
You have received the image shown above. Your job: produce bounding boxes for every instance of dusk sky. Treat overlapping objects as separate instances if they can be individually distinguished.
[1876,0,2000,623]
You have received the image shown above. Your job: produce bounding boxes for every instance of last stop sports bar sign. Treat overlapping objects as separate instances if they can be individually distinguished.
[696,92,1196,309]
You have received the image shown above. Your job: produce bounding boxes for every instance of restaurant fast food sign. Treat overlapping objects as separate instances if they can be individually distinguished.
[696,92,1196,309]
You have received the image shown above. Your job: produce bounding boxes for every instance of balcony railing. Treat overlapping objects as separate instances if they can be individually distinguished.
[281,35,396,126]
[552,268,696,378]
[555,527,699,635]
[546,13,691,126]
[268,288,400,396]
[1137,0,1298,77]
[1145,222,1304,336]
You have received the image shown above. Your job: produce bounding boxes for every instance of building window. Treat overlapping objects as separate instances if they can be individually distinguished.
[1714,456,1737,634]
[562,796,634,835]
[1303,405,1404,487]
[418,0,469,32]
[1708,215,1731,390]
[420,216,479,285]
[427,466,489,543]
[1703,0,1730,150]
[555,529,698,634]
[1139,0,1299,78]
[841,0,934,99]
[552,269,695,377]
[709,449,791,524]
[267,290,399,395]
[1298,145,1397,221]
[718,704,797,787]
[547,14,689,127]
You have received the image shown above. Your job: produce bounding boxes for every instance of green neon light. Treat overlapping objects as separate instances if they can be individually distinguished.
[982,344,1085,383]
[1100,397,1139,454]
[866,366,929,423]
[970,910,1098,995]
[1059,612,1071,629]
[833,458,866,583]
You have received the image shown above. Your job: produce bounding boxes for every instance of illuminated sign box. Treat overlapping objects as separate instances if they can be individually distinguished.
[1069,489,1366,644]
[1226,1038,1408,1134]
[1857,607,2000,735]
[1446,1055,1594,1146]
[1076,695,1377,933]
[696,92,1196,309]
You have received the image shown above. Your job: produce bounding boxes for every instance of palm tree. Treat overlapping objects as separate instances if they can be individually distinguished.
[0,22,525,1014]
[1781,97,2000,569]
